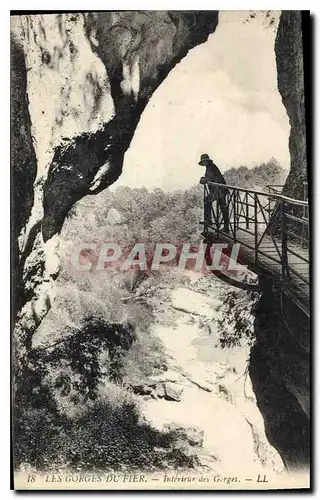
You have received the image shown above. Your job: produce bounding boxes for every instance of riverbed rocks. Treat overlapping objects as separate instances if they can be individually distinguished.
[164,382,183,402]
[128,381,155,396]
[155,383,165,398]
[128,378,184,402]
[139,273,285,475]
[170,288,218,319]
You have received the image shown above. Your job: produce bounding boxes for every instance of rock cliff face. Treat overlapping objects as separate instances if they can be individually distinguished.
[11,11,218,355]
[11,11,309,471]
[249,11,310,472]
[11,36,38,319]
[249,278,310,471]
[140,279,284,475]
[275,11,307,199]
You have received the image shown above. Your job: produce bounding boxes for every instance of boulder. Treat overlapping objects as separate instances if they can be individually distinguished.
[150,389,158,400]
[164,382,183,402]
[149,369,184,384]
[155,383,165,398]
[218,384,233,404]
[128,379,156,395]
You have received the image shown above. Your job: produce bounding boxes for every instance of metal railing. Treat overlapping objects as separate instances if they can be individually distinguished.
[203,181,309,285]
[266,184,284,195]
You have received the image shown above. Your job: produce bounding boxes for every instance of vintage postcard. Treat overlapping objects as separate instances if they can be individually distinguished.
[11,10,310,490]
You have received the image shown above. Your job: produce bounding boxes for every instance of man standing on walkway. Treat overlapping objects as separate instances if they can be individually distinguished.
[199,153,229,232]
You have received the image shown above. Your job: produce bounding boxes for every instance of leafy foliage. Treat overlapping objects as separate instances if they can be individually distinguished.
[14,392,198,472]
[217,283,260,348]
[15,158,286,471]
[224,158,286,190]
[61,158,285,251]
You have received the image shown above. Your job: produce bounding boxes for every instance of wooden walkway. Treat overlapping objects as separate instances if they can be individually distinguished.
[202,182,310,317]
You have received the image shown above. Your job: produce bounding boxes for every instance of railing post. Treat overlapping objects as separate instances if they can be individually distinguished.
[233,190,237,242]
[216,186,220,237]
[203,184,207,234]
[302,182,307,249]
[246,192,249,229]
[281,200,288,278]
[254,194,258,265]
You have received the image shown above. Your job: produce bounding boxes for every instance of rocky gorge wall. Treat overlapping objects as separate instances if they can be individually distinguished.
[249,277,310,471]
[250,11,310,471]
[11,11,218,357]
[275,11,308,199]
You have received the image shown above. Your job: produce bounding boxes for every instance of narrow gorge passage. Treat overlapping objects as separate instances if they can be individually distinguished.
[132,271,284,476]
[11,10,310,490]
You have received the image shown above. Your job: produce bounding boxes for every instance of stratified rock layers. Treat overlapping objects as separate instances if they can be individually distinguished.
[11,11,218,344]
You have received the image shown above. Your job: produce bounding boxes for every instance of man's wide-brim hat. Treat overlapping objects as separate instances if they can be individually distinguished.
[199,153,212,165]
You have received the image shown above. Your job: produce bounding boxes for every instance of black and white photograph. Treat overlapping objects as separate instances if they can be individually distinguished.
[10,9,311,490]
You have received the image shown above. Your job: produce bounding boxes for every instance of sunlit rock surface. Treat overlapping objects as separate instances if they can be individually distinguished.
[275,11,307,199]
[141,275,284,475]
[11,11,218,343]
